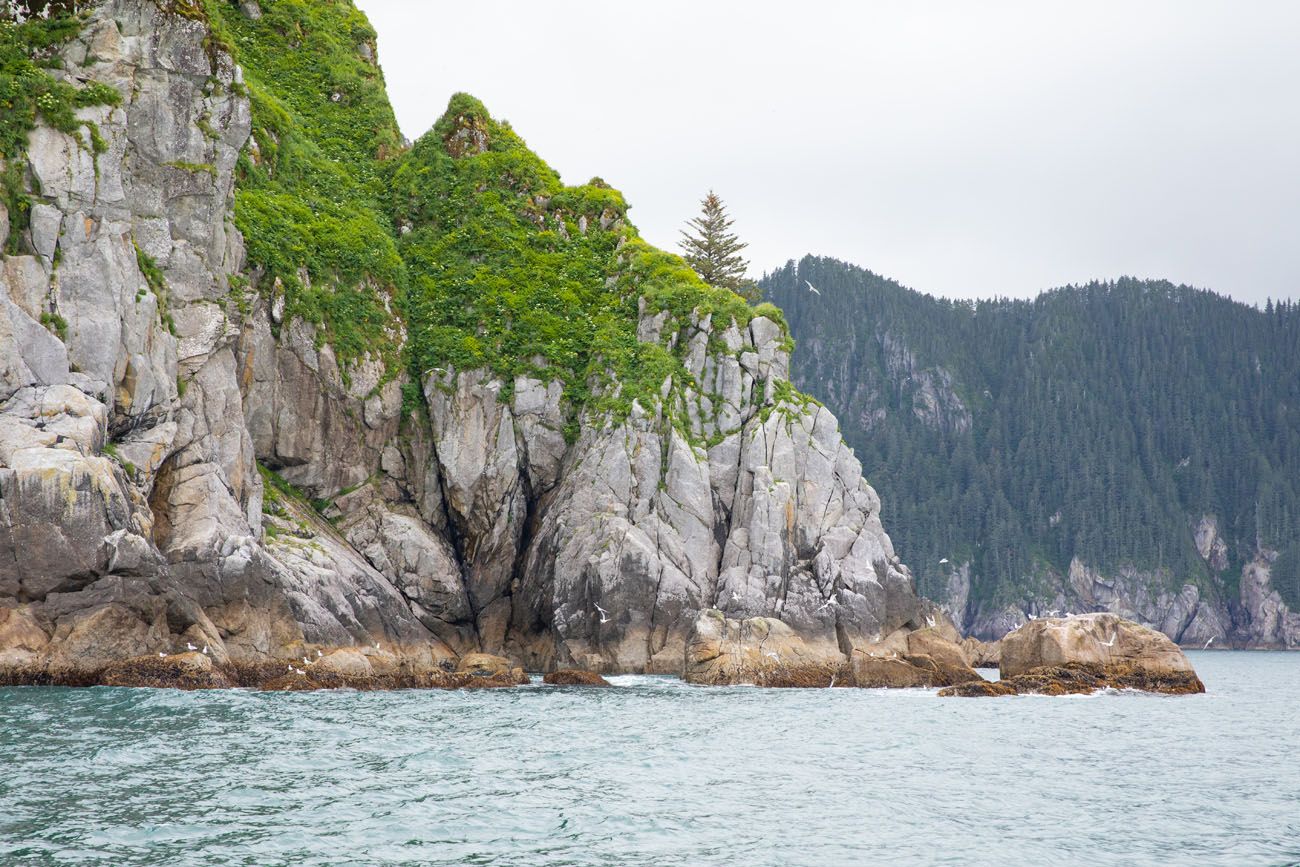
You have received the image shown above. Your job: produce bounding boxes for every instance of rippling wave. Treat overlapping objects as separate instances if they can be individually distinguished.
[2,653,1298,866]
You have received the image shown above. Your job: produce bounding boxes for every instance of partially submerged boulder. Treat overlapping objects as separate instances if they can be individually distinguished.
[1001,612,1202,684]
[543,669,611,687]
[684,610,849,687]
[313,648,374,678]
[851,627,981,688]
[940,614,1205,696]
[684,610,978,688]
[99,652,233,690]
[457,653,514,677]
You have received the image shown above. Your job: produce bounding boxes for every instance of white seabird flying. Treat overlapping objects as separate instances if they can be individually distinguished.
[594,603,609,624]
[804,280,821,296]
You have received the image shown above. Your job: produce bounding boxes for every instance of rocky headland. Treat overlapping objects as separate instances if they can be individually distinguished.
[0,0,958,690]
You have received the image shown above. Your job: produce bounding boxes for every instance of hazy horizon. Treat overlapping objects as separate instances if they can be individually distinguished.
[358,1,1300,305]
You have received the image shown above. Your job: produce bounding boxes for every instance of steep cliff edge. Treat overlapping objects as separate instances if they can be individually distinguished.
[0,0,939,682]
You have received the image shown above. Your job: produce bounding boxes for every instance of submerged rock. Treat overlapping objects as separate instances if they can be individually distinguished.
[100,652,234,690]
[543,669,611,687]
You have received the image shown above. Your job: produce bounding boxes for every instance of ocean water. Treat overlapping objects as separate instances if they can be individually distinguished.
[1,651,1297,866]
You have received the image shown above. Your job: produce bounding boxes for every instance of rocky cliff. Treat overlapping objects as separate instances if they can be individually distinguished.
[0,0,940,683]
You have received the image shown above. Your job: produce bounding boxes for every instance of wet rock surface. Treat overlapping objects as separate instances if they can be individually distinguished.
[940,613,1206,697]
[543,669,611,687]
[684,609,976,688]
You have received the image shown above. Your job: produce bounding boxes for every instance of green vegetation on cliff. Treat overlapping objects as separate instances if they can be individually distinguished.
[206,0,404,368]
[390,93,761,431]
[201,3,778,432]
[6,1,794,435]
[763,256,1300,612]
[1,6,120,252]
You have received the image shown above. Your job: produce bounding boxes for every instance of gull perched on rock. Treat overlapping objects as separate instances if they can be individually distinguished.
[186,642,197,651]
[202,645,209,655]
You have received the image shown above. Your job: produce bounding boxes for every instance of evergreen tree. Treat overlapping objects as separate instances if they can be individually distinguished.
[679,191,757,300]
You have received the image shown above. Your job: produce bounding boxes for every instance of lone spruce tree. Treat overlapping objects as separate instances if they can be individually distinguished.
[679,191,759,302]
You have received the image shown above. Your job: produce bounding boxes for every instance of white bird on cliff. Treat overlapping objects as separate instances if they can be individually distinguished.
[1203,636,1215,649]
[1027,613,1037,621]
[805,280,821,296]
[595,603,609,624]
[925,615,936,628]
[158,652,166,658]
[1101,632,1117,648]
[731,591,740,602]
[186,642,197,651]
[317,649,323,658]
[202,645,208,655]
[1047,610,1060,618]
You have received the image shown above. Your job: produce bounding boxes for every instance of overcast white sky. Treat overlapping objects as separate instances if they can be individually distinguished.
[359,1,1299,304]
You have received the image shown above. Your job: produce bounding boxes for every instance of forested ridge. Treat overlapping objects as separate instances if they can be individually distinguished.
[761,256,1300,618]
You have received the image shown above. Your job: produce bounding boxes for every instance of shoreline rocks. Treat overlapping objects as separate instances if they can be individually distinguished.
[939,614,1206,697]
[684,609,980,689]
[543,670,611,687]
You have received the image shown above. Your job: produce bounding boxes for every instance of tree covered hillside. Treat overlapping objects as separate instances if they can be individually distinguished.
[761,256,1300,623]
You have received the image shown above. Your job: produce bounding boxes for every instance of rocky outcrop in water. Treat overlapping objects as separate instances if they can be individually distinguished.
[940,613,1205,697]
[0,0,936,686]
[683,609,976,688]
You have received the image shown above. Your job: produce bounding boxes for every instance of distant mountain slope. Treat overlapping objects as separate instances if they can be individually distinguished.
[761,256,1300,646]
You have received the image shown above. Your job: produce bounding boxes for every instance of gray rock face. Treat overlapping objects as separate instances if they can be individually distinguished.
[1,1,935,681]
[948,545,1298,650]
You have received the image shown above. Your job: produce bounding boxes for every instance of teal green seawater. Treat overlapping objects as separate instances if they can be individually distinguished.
[1,651,1297,866]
